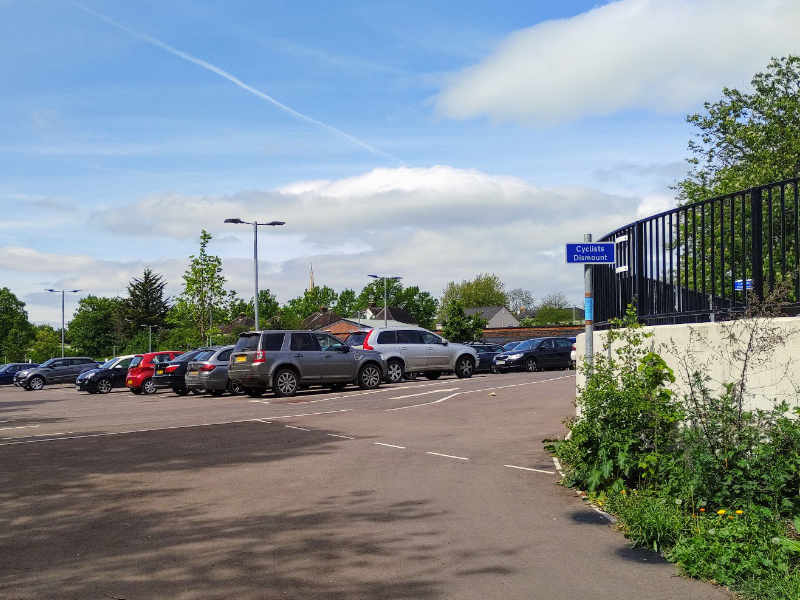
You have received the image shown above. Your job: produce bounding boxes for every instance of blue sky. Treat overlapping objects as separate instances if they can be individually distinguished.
[2,0,798,324]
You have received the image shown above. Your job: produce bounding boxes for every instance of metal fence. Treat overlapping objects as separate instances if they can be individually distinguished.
[594,177,800,328]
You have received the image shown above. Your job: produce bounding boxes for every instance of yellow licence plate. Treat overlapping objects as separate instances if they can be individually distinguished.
[235,355,247,363]
[156,369,164,375]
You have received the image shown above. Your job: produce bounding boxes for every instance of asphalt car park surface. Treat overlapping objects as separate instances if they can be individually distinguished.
[0,372,729,599]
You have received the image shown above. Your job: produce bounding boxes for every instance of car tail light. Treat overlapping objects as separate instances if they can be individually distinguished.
[199,364,216,372]
[363,330,374,351]
[571,344,576,351]
[165,365,179,373]
[253,350,266,364]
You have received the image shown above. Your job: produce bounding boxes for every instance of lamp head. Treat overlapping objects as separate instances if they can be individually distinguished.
[224,218,244,224]
[266,221,285,226]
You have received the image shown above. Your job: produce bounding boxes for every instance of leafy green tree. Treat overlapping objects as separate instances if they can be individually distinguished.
[286,286,339,321]
[67,295,125,358]
[677,55,800,204]
[441,301,487,343]
[333,288,359,317]
[28,325,62,363]
[440,273,507,319]
[123,268,170,333]
[175,230,229,340]
[534,307,573,326]
[355,280,438,328]
[0,288,34,362]
[357,278,403,310]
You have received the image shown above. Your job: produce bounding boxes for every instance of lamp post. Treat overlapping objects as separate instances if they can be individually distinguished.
[367,274,402,327]
[45,288,81,358]
[141,324,154,353]
[224,218,285,331]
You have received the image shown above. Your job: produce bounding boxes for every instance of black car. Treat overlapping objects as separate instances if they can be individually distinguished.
[493,337,573,372]
[0,363,38,385]
[465,343,506,373]
[76,355,137,394]
[152,348,214,395]
[14,357,100,390]
[502,341,522,352]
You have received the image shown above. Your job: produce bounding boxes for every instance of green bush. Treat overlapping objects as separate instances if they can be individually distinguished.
[606,490,690,553]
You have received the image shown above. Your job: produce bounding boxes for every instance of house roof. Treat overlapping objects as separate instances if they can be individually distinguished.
[319,318,417,331]
[302,309,343,330]
[368,306,416,324]
[464,306,506,320]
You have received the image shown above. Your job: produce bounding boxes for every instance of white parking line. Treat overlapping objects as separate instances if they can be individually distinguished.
[285,425,310,431]
[327,433,354,439]
[504,464,555,474]
[374,442,406,449]
[426,451,469,461]
[386,392,462,412]
[0,425,39,431]
[389,388,458,400]
[249,399,271,404]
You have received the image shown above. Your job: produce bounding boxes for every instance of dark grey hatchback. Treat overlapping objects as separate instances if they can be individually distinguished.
[228,330,387,397]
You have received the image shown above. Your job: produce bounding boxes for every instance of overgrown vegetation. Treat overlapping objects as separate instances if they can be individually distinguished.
[550,302,800,598]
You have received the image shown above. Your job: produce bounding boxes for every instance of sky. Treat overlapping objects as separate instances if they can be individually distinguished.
[2,0,800,325]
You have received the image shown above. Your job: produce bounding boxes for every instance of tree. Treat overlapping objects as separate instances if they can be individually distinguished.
[123,268,170,332]
[28,325,62,363]
[333,288,359,317]
[533,307,573,326]
[507,288,535,318]
[441,301,487,343]
[440,273,507,318]
[285,286,339,321]
[357,278,404,311]
[355,280,439,329]
[67,295,125,358]
[677,56,800,205]
[175,230,229,340]
[538,292,570,310]
[0,288,34,362]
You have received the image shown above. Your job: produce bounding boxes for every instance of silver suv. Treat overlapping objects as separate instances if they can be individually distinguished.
[359,327,479,383]
[228,330,386,397]
[185,345,243,396]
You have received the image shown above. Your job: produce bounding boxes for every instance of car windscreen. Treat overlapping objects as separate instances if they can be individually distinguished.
[0,364,8,373]
[129,357,143,368]
[514,341,536,352]
[100,358,118,369]
[234,334,261,352]
[171,350,200,362]
[503,342,520,351]
[39,358,57,368]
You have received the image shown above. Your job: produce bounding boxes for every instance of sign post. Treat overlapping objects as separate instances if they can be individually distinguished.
[565,237,615,371]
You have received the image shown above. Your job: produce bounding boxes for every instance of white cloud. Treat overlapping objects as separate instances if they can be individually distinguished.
[437,0,800,123]
[636,193,674,217]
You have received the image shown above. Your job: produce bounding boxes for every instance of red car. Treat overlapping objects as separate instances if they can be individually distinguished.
[126,351,181,395]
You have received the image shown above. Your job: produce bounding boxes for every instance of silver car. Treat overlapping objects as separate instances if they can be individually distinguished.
[358,326,479,383]
[185,345,243,396]
[228,330,386,398]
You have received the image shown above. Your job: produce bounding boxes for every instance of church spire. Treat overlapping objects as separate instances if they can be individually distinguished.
[308,263,315,292]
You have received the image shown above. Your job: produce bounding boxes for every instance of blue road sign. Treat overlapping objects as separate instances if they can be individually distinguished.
[734,279,753,291]
[566,243,615,264]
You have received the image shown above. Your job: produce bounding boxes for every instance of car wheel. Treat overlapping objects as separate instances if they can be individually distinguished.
[173,385,189,396]
[142,378,157,395]
[228,382,244,395]
[190,389,201,395]
[211,389,224,397]
[246,387,265,398]
[455,356,474,379]
[386,359,404,384]
[525,358,538,372]
[358,364,382,389]
[96,378,113,394]
[29,376,45,391]
[273,368,299,397]
[424,371,441,380]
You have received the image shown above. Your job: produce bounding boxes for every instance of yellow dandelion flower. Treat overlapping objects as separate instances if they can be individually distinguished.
[735,510,743,515]
[717,509,726,515]
[699,508,705,512]
[620,490,627,495]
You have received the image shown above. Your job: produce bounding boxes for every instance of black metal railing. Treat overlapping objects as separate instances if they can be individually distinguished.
[594,177,800,328]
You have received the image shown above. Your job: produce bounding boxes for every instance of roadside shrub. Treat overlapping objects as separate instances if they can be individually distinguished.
[667,507,796,587]
[606,490,690,553]
[737,570,800,600]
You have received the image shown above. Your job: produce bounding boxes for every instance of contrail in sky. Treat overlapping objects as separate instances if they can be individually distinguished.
[72,2,401,164]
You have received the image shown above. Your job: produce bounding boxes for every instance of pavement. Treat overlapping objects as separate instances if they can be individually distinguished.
[0,371,730,599]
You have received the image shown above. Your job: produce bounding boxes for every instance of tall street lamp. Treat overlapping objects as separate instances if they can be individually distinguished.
[45,288,81,358]
[224,218,285,331]
[367,274,402,327]
[141,324,155,353]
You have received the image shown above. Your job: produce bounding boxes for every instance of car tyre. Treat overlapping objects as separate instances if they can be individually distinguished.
[173,385,189,396]
[424,371,441,380]
[455,356,474,379]
[142,378,157,395]
[273,368,299,397]
[28,376,45,391]
[525,358,538,372]
[228,381,244,395]
[386,359,405,384]
[96,378,113,394]
[358,364,382,389]
[211,389,224,397]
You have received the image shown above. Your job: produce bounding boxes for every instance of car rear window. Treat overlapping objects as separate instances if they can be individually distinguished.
[345,332,367,346]
[376,330,397,344]
[235,333,261,352]
[129,357,142,368]
[260,333,285,351]
[172,350,200,362]
[193,350,214,361]
[397,330,422,344]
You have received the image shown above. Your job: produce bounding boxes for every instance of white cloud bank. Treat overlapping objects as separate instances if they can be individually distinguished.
[437,0,800,123]
[5,166,665,323]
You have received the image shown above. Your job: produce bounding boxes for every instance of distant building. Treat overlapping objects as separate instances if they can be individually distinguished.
[363,306,416,324]
[464,306,520,328]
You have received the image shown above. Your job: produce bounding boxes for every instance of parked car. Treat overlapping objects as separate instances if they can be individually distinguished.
[357,326,479,383]
[185,345,243,396]
[14,357,100,391]
[570,340,577,369]
[344,331,368,346]
[126,351,180,394]
[465,343,506,373]
[228,330,386,398]
[152,348,213,395]
[502,341,522,352]
[75,355,137,394]
[493,337,573,372]
[0,363,38,385]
